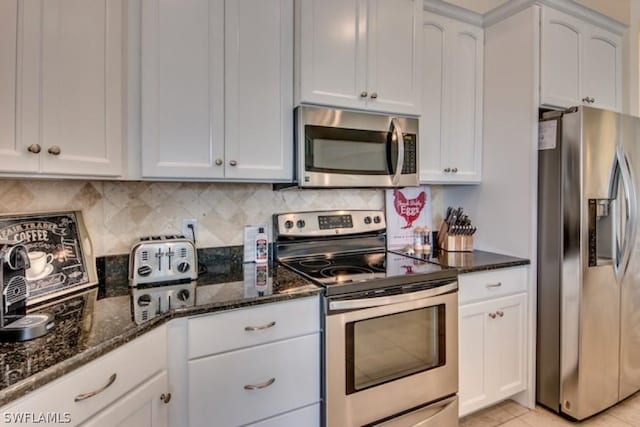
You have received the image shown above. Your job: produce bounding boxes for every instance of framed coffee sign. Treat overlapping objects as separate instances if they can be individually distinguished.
[0,211,97,304]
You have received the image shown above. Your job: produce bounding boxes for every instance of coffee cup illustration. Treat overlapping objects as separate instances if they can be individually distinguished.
[27,251,54,278]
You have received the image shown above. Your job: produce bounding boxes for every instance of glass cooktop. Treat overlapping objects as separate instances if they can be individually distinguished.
[280,251,452,295]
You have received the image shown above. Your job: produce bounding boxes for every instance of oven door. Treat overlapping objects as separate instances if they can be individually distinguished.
[296,106,418,188]
[325,283,458,427]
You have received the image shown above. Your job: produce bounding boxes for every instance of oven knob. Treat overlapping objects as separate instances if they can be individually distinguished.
[137,265,152,277]
[137,294,152,307]
[364,216,372,225]
[373,216,381,224]
[177,261,191,273]
[296,220,306,228]
[284,220,294,229]
[177,288,190,301]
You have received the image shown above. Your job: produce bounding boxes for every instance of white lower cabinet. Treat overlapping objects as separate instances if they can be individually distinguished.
[185,296,321,427]
[458,268,528,417]
[246,404,320,427]
[81,371,169,427]
[0,326,168,427]
[189,334,320,426]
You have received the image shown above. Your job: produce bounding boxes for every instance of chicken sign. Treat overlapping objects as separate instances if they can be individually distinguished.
[393,189,426,229]
[385,186,433,250]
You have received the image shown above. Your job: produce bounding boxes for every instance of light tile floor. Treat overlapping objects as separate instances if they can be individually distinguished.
[460,392,640,427]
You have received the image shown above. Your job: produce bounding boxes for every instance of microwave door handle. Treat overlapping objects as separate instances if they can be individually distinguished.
[391,117,405,186]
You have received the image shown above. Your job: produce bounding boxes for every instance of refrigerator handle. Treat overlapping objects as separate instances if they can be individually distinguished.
[616,150,637,282]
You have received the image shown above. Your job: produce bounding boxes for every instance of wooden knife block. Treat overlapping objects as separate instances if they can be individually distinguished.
[438,222,474,252]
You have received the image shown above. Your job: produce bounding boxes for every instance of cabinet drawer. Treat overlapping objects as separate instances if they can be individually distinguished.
[188,334,320,427]
[1,326,166,426]
[247,403,319,427]
[458,267,527,304]
[188,296,319,358]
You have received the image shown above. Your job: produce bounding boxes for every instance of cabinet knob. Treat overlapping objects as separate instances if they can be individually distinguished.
[360,91,368,98]
[215,159,223,166]
[370,92,378,99]
[229,160,237,166]
[496,310,504,317]
[488,312,497,319]
[582,97,596,104]
[452,167,458,173]
[27,144,41,154]
[48,146,61,155]
[444,168,451,173]
[160,393,172,404]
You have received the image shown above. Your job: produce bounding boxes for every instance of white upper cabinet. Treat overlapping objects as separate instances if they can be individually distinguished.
[142,0,293,181]
[541,6,622,111]
[420,12,483,184]
[0,0,124,177]
[296,0,422,115]
[142,0,224,179]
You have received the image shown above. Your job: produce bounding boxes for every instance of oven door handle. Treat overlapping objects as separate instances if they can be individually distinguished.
[329,282,457,311]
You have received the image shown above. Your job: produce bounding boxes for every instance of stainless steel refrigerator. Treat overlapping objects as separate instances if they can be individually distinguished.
[537,106,640,420]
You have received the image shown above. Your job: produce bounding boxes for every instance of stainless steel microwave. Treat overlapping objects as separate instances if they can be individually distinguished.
[294,106,419,188]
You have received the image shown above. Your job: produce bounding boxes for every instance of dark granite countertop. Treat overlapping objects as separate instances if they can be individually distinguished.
[0,257,320,407]
[0,246,527,407]
[390,249,530,273]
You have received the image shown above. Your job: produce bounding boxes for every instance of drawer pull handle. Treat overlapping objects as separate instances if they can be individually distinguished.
[485,282,502,288]
[244,377,276,390]
[74,373,117,402]
[160,392,172,403]
[244,321,276,331]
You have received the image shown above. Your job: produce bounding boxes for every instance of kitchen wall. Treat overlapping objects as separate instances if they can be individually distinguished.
[0,180,443,256]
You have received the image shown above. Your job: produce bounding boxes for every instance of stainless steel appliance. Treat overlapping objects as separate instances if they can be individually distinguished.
[129,235,197,286]
[291,106,419,188]
[129,235,197,324]
[537,106,640,420]
[0,241,53,341]
[274,210,458,427]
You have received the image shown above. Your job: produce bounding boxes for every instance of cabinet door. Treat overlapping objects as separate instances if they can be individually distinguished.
[142,0,224,179]
[459,301,491,416]
[540,7,583,109]
[487,293,527,400]
[366,0,422,115]
[297,0,367,110]
[420,15,447,182]
[224,0,293,181]
[443,20,482,183]
[582,26,622,111]
[31,0,123,176]
[82,371,169,427]
[420,14,482,184]
[0,1,39,173]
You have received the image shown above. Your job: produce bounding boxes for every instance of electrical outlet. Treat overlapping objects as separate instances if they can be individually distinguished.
[182,219,197,240]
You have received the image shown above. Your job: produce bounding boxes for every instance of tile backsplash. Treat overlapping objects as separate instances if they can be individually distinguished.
[0,180,442,256]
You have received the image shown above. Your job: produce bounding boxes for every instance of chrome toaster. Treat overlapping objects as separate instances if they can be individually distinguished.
[129,235,197,287]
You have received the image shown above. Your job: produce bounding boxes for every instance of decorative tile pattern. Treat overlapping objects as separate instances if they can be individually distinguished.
[0,181,445,256]
[461,396,640,427]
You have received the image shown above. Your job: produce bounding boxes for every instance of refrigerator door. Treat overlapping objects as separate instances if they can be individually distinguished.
[618,112,640,400]
[560,107,621,420]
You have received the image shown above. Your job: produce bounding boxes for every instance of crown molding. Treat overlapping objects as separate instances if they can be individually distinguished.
[423,0,484,27]
[482,0,627,34]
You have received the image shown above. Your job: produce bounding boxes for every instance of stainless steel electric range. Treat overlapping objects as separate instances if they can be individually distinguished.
[274,210,459,427]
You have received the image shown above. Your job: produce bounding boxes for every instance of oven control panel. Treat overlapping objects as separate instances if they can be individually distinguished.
[274,210,385,237]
